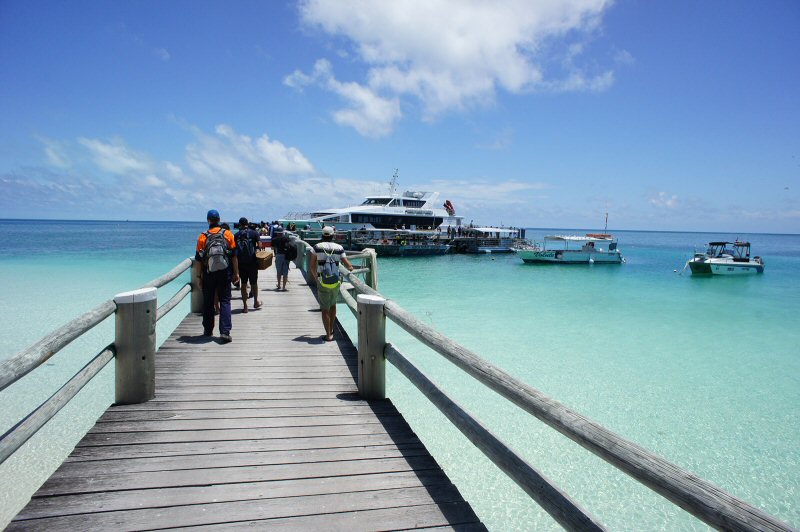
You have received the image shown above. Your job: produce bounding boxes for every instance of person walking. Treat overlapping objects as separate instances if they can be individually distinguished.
[235,217,262,312]
[195,209,239,343]
[309,226,353,342]
[271,226,292,291]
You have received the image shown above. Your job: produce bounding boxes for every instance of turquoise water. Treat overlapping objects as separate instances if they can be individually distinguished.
[1,221,798,530]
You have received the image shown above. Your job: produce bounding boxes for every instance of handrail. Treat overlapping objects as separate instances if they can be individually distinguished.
[156,283,191,322]
[381,297,791,531]
[143,258,193,289]
[386,343,605,531]
[0,300,116,393]
[0,257,194,467]
[0,258,193,393]
[0,346,114,464]
[337,258,792,531]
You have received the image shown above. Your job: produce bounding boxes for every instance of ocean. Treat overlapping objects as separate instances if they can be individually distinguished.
[1,220,798,530]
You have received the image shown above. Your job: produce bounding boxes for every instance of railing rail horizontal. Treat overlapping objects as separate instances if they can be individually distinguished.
[143,258,193,289]
[0,346,114,464]
[156,284,191,322]
[0,300,116,393]
[385,343,605,531]
[0,257,194,466]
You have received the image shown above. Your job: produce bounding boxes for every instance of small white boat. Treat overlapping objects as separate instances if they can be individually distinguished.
[517,234,624,264]
[687,241,764,275]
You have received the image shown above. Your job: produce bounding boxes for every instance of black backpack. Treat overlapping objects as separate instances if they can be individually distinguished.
[236,230,256,262]
[284,239,298,261]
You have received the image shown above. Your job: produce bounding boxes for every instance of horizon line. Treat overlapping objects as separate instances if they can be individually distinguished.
[1,218,798,237]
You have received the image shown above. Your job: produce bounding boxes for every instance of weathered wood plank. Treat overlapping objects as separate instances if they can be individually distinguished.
[97,404,397,422]
[87,412,400,433]
[98,398,371,411]
[65,433,424,462]
[17,470,453,520]
[51,444,429,478]
[193,504,485,532]
[37,456,442,496]
[12,486,474,531]
[77,418,416,446]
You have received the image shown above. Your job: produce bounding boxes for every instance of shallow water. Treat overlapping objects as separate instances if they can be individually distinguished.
[1,221,798,530]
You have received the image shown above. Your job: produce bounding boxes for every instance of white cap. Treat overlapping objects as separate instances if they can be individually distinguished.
[322,226,335,235]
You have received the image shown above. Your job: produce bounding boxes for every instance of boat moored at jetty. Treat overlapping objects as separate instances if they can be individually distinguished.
[517,234,624,264]
[280,170,463,232]
[687,241,765,275]
[351,229,450,256]
[449,227,529,253]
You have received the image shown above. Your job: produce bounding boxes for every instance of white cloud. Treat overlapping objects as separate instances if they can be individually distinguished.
[650,191,679,209]
[186,124,315,179]
[153,48,170,61]
[291,0,619,135]
[285,59,401,138]
[78,137,153,174]
[37,136,71,168]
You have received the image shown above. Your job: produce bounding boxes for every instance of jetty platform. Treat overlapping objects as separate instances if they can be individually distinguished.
[8,267,484,530]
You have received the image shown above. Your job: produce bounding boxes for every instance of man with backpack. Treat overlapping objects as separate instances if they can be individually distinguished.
[271,226,296,291]
[309,226,353,342]
[235,217,262,312]
[194,209,239,343]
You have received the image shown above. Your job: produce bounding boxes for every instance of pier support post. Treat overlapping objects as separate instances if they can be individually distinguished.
[364,248,378,290]
[114,287,156,405]
[190,259,203,314]
[357,294,386,400]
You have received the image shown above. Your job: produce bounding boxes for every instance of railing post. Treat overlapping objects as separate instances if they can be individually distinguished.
[190,259,203,313]
[113,287,156,405]
[357,294,386,399]
[364,248,378,290]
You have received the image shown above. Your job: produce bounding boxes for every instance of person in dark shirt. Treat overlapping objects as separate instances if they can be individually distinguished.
[235,217,262,312]
[271,226,291,291]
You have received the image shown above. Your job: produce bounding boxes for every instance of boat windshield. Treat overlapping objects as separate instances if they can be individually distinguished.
[361,198,392,205]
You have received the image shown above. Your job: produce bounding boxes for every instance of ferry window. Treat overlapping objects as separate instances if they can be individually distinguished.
[361,198,391,205]
[387,199,400,206]
[402,200,425,208]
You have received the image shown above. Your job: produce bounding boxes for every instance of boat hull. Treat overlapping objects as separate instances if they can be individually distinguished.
[518,249,623,264]
[689,259,764,275]
[352,243,450,257]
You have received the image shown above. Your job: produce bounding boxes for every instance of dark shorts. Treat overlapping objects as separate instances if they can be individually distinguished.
[275,254,290,276]
[239,261,258,287]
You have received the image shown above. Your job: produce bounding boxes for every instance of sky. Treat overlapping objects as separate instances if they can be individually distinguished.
[0,0,798,233]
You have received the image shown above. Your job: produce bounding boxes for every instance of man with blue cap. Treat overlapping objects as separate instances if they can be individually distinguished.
[194,209,239,343]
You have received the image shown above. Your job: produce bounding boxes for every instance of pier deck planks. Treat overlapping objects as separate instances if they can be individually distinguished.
[10,267,484,531]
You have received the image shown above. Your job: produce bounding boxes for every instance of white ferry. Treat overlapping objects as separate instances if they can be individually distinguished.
[281,170,463,231]
[517,234,624,264]
[687,241,765,275]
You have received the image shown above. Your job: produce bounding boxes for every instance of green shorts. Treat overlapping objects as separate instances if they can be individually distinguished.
[317,283,339,309]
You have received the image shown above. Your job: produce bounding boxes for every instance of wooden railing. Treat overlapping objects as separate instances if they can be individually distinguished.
[293,239,793,532]
[0,258,196,465]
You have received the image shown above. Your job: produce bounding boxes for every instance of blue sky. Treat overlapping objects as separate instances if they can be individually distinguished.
[1,0,798,232]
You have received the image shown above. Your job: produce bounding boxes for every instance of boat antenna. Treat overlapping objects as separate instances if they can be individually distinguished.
[389,169,399,196]
[604,211,608,233]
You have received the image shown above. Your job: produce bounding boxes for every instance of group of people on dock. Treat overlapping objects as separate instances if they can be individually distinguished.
[195,209,352,344]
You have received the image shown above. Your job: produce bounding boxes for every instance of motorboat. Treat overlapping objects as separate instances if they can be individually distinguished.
[449,227,529,253]
[687,241,764,275]
[280,170,463,231]
[351,229,450,257]
[516,234,624,264]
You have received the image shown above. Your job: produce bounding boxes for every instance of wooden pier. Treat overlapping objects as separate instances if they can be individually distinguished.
[7,267,484,531]
[2,244,794,531]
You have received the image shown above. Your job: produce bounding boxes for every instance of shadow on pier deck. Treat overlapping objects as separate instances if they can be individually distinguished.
[8,268,484,531]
